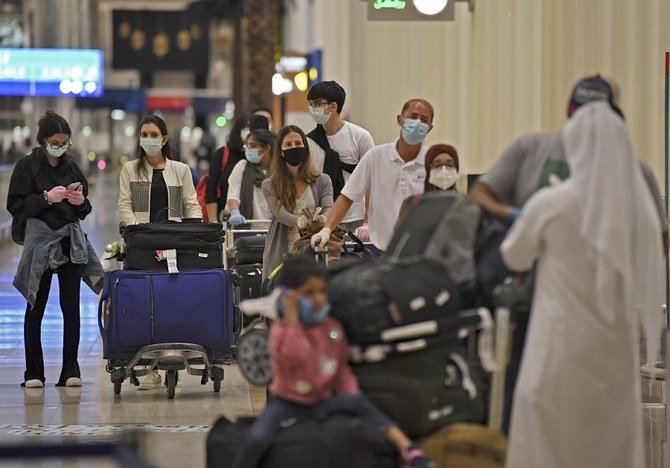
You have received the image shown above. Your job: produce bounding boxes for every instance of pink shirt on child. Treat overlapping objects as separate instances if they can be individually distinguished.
[269,316,359,406]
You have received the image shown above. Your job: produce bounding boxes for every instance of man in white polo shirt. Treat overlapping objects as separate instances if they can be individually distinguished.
[312,98,434,252]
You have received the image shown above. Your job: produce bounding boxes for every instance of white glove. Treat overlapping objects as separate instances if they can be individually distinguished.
[354,223,370,242]
[311,227,331,250]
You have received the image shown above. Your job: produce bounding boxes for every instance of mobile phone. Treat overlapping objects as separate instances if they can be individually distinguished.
[67,182,81,191]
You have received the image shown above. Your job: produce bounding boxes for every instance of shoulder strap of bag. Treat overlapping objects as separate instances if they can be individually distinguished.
[221,145,230,171]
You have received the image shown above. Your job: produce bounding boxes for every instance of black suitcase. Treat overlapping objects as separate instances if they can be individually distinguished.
[352,340,486,439]
[234,236,266,265]
[123,223,224,271]
[206,415,398,468]
[235,264,263,301]
[329,259,464,344]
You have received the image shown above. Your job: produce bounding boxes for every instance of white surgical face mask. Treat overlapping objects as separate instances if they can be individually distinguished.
[240,128,250,140]
[140,138,164,156]
[308,105,332,125]
[429,166,459,190]
[46,146,67,158]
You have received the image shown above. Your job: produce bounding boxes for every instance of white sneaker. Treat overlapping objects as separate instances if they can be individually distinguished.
[24,379,44,388]
[138,371,162,390]
[65,377,82,387]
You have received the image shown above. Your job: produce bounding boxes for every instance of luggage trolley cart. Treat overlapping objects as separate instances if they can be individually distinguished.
[105,344,231,400]
[222,217,270,270]
[98,269,243,400]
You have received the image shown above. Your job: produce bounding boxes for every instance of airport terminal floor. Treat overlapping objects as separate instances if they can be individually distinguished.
[0,171,665,468]
[0,172,265,467]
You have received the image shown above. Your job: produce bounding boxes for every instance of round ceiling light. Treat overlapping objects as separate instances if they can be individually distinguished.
[413,0,449,15]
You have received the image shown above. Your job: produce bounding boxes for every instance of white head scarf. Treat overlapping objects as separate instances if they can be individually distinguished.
[562,101,664,364]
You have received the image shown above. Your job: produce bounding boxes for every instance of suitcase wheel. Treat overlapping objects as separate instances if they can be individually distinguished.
[113,379,122,395]
[211,366,224,393]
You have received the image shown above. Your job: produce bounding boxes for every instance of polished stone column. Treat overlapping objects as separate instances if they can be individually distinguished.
[235,0,280,114]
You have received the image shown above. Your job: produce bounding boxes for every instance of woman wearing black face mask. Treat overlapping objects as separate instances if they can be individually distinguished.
[262,125,333,282]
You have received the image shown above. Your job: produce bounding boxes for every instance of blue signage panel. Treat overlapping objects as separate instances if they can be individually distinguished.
[0,48,104,97]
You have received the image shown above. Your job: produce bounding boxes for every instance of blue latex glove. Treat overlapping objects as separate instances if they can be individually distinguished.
[506,207,521,224]
[229,209,247,227]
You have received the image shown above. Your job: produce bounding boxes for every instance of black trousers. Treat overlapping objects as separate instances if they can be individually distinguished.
[24,261,83,385]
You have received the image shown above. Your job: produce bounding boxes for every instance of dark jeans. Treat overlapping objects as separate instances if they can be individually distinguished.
[24,261,83,386]
[502,310,530,435]
[232,393,393,468]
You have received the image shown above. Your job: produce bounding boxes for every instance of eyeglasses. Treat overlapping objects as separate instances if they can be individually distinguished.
[307,101,329,109]
[47,140,72,150]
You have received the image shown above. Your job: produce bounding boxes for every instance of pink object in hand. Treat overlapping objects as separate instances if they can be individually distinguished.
[47,186,68,203]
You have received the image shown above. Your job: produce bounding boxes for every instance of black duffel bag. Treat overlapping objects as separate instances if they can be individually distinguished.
[328,259,464,345]
[352,340,486,439]
[123,222,224,271]
[206,414,397,468]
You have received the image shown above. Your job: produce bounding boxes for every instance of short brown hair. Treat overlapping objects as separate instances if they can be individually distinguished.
[401,98,435,121]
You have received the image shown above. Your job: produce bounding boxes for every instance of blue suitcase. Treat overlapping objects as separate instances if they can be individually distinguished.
[98,269,239,362]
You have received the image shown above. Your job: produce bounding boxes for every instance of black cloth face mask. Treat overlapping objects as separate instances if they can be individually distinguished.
[283,147,307,167]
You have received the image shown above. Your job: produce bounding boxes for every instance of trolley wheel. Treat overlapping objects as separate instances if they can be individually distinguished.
[113,379,122,395]
[166,370,177,399]
[213,379,221,393]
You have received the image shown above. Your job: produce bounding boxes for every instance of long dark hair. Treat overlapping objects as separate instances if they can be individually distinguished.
[136,115,172,180]
[36,109,72,158]
[270,125,320,213]
[226,114,249,152]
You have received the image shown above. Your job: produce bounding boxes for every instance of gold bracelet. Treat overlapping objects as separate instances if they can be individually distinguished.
[43,190,53,205]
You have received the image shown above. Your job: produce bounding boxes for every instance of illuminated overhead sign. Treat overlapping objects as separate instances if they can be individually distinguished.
[0,48,104,97]
[368,0,455,20]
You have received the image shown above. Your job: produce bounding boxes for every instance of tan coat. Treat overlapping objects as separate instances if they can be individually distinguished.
[118,158,202,225]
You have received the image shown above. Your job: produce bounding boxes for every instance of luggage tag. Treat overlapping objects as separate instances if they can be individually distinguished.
[155,249,179,274]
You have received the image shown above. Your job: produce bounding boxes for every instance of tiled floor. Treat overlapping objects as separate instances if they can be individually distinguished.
[0,174,265,467]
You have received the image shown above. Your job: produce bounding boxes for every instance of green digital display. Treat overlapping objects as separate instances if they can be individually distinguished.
[373,0,407,10]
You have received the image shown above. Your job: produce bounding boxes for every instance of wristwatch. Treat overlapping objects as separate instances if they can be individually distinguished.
[43,190,53,205]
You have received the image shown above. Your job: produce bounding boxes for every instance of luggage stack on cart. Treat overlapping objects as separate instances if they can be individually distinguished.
[98,222,241,399]
[207,192,518,466]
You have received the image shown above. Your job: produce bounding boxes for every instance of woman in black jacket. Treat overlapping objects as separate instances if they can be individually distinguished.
[7,109,101,389]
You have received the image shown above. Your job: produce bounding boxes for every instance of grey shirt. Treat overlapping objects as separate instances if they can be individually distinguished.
[479,131,668,231]
[261,174,333,280]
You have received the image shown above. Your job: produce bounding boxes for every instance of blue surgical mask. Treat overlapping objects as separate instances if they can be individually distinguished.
[140,138,164,156]
[401,119,429,145]
[308,105,331,125]
[276,289,331,327]
[245,147,262,164]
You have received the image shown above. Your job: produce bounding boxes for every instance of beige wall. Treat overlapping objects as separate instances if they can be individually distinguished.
[315,0,670,183]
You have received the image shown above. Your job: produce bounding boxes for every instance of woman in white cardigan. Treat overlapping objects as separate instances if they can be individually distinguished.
[118,115,202,226]
[117,115,201,390]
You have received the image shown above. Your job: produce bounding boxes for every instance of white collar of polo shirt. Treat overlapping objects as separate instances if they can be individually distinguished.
[389,138,424,167]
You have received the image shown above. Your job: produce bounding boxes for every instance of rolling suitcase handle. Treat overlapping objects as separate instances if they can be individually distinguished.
[488,306,511,431]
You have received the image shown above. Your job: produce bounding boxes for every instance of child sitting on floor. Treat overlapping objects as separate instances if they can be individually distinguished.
[232,256,433,468]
